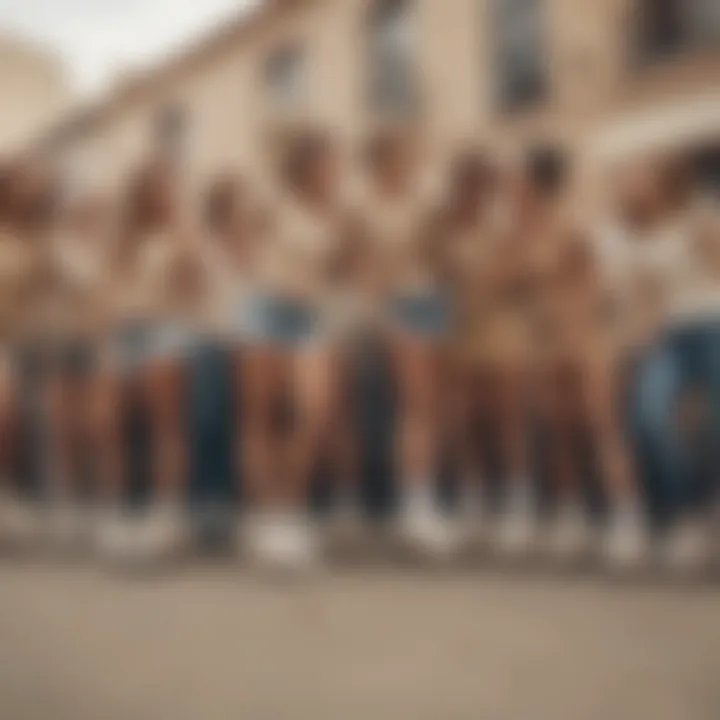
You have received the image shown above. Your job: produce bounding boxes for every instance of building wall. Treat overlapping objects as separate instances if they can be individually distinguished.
[46,0,720,199]
[0,36,71,155]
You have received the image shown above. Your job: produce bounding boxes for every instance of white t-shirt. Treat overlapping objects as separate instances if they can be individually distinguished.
[593,217,691,342]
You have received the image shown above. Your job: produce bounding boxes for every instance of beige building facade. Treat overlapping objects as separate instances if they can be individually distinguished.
[35,0,720,198]
[0,35,71,155]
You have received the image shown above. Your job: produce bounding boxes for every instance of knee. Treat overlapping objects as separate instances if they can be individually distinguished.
[91,390,122,440]
[242,395,275,437]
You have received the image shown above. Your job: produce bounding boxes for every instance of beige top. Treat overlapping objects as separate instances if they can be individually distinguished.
[45,230,110,342]
[194,234,246,337]
[594,217,690,346]
[358,180,438,296]
[113,229,199,326]
[260,195,342,310]
[444,213,499,338]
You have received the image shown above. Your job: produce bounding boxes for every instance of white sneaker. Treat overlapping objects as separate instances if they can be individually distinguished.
[495,485,536,558]
[136,503,187,563]
[398,496,460,561]
[602,507,649,571]
[94,508,138,563]
[248,512,321,573]
[661,518,710,574]
[0,494,39,548]
[548,504,593,563]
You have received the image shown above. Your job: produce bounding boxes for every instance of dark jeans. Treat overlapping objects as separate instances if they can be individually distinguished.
[186,339,399,522]
[632,320,720,525]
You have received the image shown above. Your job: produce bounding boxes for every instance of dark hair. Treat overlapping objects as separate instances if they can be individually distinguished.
[450,150,495,197]
[0,159,15,222]
[282,131,331,191]
[118,157,173,264]
[659,152,692,210]
[691,143,720,197]
[364,127,406,171]
[447,149,495,222]
[205,174,244,234]
[11,161,60,232]
[525,144,569,195]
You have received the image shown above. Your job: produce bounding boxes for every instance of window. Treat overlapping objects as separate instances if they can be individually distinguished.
[265,44,306,110]
[494,0,547,112]
[368,0,418,114]
[636,0,720,62]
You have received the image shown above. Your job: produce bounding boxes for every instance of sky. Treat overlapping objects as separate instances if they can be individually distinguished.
[0,0,258,96]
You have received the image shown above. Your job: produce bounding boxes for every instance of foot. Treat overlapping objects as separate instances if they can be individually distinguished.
[548,504,593,564]
[495,485,536,559]
[136,503,188,563]
[248,512,321,574]
[661,518,710,574]
[601,506,649,571]
[398,493,460,562]
[94,508,138,563]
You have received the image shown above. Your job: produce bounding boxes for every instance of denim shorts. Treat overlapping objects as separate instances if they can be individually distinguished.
[51,340,97,378]
[390,292,452,340]
[240,295,321,348]
[113,322,195,370]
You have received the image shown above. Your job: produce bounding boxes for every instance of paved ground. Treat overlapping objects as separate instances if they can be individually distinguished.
[1,560,719,720]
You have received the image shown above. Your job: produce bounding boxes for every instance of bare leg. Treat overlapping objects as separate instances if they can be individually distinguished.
[138,357,189,560]
[391,333,458,556]
[91,370,127,505]
[544,362,582,507]
[328,348,361,512]
[238,347,286,511]
[144,358,188,504]
[583,354,638,508]
[0,360,17,490]
[493,356,536,555]
[583,350,649,567]
[392,333,441,492]
[495,359,531,494]
[285,344,338,509]
[445,356,482,510]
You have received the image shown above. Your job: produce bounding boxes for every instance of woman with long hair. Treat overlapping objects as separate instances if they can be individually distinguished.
[472,153,547,559]
[94,157,197,563]
[239,131,350,569]
[358,127,459,558]
[535,222,649,567]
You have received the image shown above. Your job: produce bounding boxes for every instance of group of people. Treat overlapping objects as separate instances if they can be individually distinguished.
[0,126,718,574]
